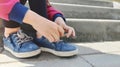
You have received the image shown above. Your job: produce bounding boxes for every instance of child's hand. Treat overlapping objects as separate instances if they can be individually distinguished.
[64,25,76,38]
[55,17,76,38]
[24,10,64,42]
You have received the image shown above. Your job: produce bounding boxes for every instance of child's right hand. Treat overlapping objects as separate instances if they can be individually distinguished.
[24,10,64,42]
[36,21,65,42]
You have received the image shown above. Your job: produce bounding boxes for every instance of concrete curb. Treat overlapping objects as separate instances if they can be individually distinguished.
[50,0,113,7]
[63,18,120,42]
[52,3,120,19]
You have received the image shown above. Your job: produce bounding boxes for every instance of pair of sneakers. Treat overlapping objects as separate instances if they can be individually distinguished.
[3,30,78,58]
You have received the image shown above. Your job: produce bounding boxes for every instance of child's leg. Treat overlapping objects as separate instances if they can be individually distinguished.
[3,20,41,58]
[29,0,47,38]
[17,0,37,38]
[28,0,48,18]
[21,0,48,38]
[2,0,41,58]
[20,0,27,5]
[2,0,36,38]
[3,0,27,37]
[3,20,20,37]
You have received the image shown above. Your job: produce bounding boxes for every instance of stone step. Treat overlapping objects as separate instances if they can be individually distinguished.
[51,3,120,20]
[102,0,120,2]
[50,0,113,7]
[0,18,120,43]
[1,18,120,42]
[62,18,120,42]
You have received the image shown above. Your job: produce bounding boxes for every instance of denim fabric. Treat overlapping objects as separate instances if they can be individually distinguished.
[3,31,39,53]
[34,36,77,51]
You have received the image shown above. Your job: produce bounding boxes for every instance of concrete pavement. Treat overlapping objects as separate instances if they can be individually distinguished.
[1,41,120,67]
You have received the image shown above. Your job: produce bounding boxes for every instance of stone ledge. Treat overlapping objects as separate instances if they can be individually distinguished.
[50,0,113,7]
[63,19,120,42]
[52,3,120,19]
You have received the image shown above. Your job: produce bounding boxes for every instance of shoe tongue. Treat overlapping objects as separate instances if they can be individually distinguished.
[11,30,33,44]
[16,30,31,39]
[17,30,25,38]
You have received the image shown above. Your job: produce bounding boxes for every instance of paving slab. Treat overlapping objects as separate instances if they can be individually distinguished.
[82,52,120,67]
[0,56,92,67]
[78,41,120,67]
[75,41,120,55]
[0,54,19,63]
[0,52,92,67]
[1,41,120,67]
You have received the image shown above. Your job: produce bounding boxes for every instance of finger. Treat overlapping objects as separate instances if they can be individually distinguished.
[45,34,55,42]
[66,29,73,38]
[58,26,65,37]
[72,28,76,37]
[51,32,60,42]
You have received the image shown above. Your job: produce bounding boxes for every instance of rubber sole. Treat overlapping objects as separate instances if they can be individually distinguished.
[4,46,41,58]
[41,47,78,57]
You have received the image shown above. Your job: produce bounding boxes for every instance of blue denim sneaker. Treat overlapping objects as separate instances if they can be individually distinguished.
[34,36,78,57]
[3,30,41,58]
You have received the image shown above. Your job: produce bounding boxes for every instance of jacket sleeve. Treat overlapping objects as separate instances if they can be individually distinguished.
[47,0,66,21]
[0,0,19,20]
[0,0,28,24]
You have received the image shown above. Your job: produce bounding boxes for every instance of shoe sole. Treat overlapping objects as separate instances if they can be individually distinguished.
[4,46,41,58]
[41,47,78,57]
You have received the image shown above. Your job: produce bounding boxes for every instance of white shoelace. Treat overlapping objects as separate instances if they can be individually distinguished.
[13,30,33,45]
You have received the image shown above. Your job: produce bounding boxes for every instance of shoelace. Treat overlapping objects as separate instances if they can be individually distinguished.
[13,30,33,45]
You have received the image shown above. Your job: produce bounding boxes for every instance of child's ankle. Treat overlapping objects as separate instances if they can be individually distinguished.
[4,27,20,38]
[4,33,10,38]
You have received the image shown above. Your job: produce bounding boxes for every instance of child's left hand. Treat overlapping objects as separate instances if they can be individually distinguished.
[55,17,76,38]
